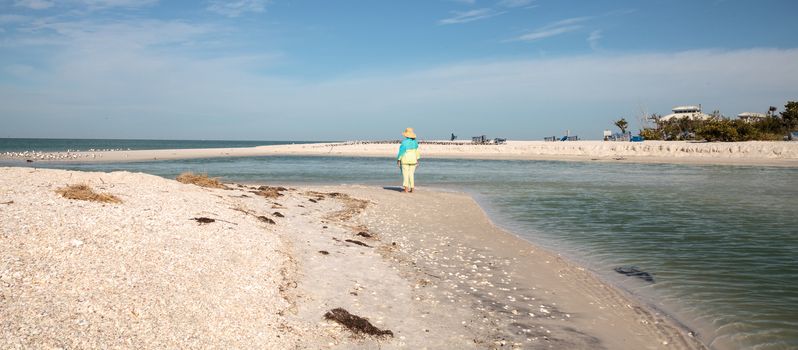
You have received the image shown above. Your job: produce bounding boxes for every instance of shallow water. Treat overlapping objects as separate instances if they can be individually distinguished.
[11,155,798,350]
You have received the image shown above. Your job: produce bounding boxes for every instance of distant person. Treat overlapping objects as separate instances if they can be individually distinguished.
[397,128,420,193]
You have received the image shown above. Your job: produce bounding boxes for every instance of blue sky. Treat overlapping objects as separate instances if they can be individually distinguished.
[1,0,797,140]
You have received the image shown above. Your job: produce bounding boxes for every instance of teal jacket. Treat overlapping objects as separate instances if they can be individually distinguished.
[397,138,420,164]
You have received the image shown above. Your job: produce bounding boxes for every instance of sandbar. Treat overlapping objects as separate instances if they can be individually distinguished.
[0,167,706,349]
[3,140,798,167]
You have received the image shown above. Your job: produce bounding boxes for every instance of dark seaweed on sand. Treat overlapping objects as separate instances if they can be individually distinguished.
[324,308,393,338]
[345,239,371,247]
[193,217,215,224]
[257,216,276,224]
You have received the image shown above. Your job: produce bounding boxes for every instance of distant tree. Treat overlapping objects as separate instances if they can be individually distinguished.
[614,118,629,134]
[648,113,662,124]
[731,119,760,141]
[639,128,662,140]
[755,116,787,138]
[781,101,798,130]
[696,120,738,142]
[768,106,778,117]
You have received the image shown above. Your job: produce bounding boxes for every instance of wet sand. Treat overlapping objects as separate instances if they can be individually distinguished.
[0,167,705,349]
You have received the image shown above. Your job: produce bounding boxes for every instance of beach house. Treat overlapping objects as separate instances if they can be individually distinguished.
[659,105,713,122]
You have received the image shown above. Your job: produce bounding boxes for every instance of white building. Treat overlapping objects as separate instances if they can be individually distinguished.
[659,105,713,122]
[737,112,767,123]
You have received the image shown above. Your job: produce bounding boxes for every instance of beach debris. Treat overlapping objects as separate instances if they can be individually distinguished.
[193,215,238,226]
[345,239,371,247]
[309,198,318,203]
[416,279,431,287]
[193,217,216,225]
[356,231,373,238]
[323,308,393,338]
[176,172,227,189]
[56,184,122,203]
[251,186,287,198]
[614,266,655,282]
[257,216,276,224]
[318,250,330,255]
[273,211,284,217]
[26,159,33,163]
[0,200,13,205]
[232,205,277,225]
[323,193,370,222]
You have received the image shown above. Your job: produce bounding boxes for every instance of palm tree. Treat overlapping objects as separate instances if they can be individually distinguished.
[614,118,629,134]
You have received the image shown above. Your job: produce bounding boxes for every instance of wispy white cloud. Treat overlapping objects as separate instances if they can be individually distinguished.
[439,8,504,25]
[498,0,534,8]
[587,30,602,50]
[23,18,215,50]
[76,0,158,9]
[13,0,157,12]
[516,25,579,41]
[548,16,591,27]
[509,16,591,42]
[207,0,269,18]
[14,0,54,10]
[0,14,30,24]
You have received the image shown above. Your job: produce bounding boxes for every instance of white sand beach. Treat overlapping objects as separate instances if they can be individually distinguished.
[0,167,705,349]
[4,140,798,167]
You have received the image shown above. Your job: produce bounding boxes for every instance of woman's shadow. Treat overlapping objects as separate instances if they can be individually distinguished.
[382,186,405,192]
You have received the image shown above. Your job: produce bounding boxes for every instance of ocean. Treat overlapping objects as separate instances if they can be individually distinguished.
[3,140,797,350]
[0,138,320,153]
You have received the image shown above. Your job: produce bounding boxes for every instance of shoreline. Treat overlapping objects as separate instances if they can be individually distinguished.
[1,140,797,167]
[1,167,706,349]
[466,190,710,347]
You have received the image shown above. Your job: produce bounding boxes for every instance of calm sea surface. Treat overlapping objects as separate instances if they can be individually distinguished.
[0,138,320,152]
[3,143,797,350]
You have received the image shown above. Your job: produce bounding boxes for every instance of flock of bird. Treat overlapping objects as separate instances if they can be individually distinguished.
[0,149,126,161]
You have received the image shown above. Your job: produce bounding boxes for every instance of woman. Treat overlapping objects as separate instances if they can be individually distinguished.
[397,128,420,193]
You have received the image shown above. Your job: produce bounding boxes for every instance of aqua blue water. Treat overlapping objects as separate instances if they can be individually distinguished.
[0,138,322,153]
[6,153,798,350]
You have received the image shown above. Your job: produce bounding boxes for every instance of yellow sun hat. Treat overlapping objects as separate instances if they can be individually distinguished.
[402,127,417,139]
